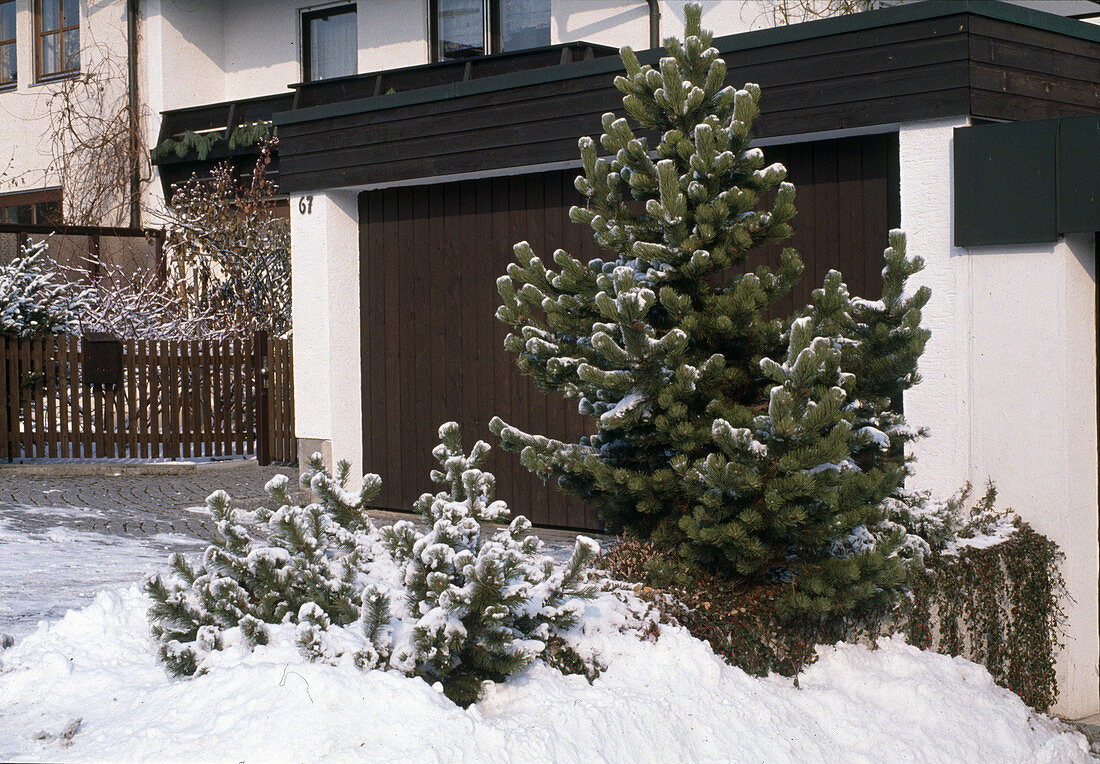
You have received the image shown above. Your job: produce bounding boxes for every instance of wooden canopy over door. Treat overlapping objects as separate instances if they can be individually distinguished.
[358,132,899,530]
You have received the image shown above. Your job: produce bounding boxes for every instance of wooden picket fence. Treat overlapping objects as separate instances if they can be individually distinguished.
[0,333,295,464]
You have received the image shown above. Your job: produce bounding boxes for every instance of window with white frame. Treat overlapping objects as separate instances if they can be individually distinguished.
[302,3,358,82]
[430,0,550,62]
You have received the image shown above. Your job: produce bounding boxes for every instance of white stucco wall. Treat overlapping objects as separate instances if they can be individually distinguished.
[0,0,130,210]
[902,118,1099,718]
[550,1,771,50]
[290,189,364,486]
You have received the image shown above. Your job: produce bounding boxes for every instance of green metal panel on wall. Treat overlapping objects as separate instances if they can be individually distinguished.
[954,120,1058,247]
[1058,116,1100,235]
[955,116,1100,247]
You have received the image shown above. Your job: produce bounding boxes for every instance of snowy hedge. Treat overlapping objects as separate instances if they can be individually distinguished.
[603,482,1067,711]
[0,241,92,338]
[145,423,597,706]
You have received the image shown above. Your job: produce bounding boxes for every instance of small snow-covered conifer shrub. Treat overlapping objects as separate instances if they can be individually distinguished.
[382,422,598,706]
[0,240,93,338]
[144,456,382,676]
[493,3,930,619]
[145,424,598,707]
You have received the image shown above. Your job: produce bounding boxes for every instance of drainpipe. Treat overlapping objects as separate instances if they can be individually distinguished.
[127,0,141,228]
[646,0,660,49]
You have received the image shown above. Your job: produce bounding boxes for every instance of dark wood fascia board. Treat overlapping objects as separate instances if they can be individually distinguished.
[273,1,1099,128]
[158,91,294,121]
[0,223,162,238]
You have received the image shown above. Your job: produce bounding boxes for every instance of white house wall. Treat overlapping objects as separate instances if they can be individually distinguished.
[902,118,1099,718]
[290,189,363,485]
[0,0,130,208]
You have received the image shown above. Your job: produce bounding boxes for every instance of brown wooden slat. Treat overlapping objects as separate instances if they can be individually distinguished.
[286,339,296,463]
[125,340,136,458]
[80,342,92,458]
[13,335,23,459]
[187,340,199,457]
[146,341,158,457]
[177,341,191,458]
[420,182,442,492]
[0,337,10,460]
[969,60,1099,110]
[244,336,254,455]
[57,336,69,458]
[266,338,277,463]
[170,340,181,459]
[382,188,403,500]
[270,339,280,463]
[103,377,115,459]
[280,339,289,461]
[279,339,290,462]
[66,335,77,457]
[20,340,33,458]
[159,340,171,459]
[222,338,233,457]
[361,192,382,480]
[112,347,125,457]
[233,338,244,455]
[45,337,58,458]
[211,340,222,457]
[30,340,44,458]
[204,339,214,457]
[137,339,148,458]
[472,178,493,495]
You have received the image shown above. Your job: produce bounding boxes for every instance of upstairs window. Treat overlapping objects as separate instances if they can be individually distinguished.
[497,0,550,53]
[434,0,483,60]
[302,4,357,82]
[36,0,79,80]
[431,0,550,62]
[1,1,15,88]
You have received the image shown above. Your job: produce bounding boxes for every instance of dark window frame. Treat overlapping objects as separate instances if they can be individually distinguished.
[35,0,80,82]
[0,0,16,89]
[429,0,550,62]
[301,3,358,83]
[0,187,63,224]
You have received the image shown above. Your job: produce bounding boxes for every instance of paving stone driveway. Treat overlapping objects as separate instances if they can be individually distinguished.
[0,462,299,542]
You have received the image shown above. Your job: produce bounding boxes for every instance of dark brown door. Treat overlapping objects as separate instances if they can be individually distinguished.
[358,133,899,529]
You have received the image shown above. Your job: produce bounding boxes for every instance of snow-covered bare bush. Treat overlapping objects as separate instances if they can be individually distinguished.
[62,257,246,341]
[145,424,598,706]
[159,140,291,336]
[0,240,92,338]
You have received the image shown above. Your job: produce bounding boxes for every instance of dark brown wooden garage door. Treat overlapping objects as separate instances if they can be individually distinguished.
[358,132,899,529]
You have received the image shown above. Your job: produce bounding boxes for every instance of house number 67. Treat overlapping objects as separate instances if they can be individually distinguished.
[298,196,314,214]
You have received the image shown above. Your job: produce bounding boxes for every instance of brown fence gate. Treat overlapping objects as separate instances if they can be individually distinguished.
[0,333,295,465]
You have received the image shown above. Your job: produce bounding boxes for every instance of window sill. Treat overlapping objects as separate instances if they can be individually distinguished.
[0,82,16,93]
[33,71,81,86]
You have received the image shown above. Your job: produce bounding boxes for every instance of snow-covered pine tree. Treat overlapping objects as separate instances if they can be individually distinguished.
[0,240,92,338]
[492,5,929,618]
[382,422,598,706]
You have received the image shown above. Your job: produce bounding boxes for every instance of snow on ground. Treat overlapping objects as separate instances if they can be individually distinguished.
[0,584,1089,763]
[0,508,205,640]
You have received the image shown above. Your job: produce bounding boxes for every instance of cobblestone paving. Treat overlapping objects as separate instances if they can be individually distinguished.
[0,462,601,549]
[0,463,301,542]
[0,461,605,639]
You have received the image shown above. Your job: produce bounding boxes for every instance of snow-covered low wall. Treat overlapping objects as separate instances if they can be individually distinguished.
[902,118,1099,718]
